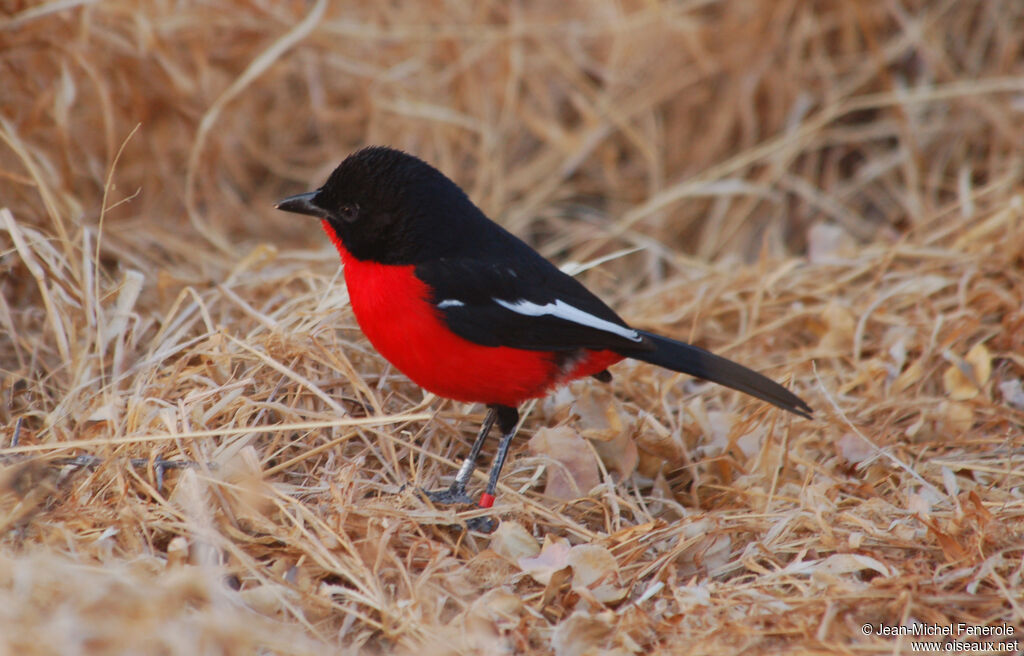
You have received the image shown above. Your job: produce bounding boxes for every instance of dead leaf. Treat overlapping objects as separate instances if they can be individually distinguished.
[588,431,638,481]
[518,534,571,585]
[573,388,624,440]
[918,515,970,563]
[467,588,523,620]
[943,366,978,400]
[551,610,618,656]
[489,521,540,562]
[893,360,925,394]
[966,342,992,385]
[540,565,573,612]
[676,518,732,576]
[528,426,601,500]
[943,343,991,400]
[572,390,639,479]
[567,544,626,604]
[465,550,517,589]
[964,490,993,525]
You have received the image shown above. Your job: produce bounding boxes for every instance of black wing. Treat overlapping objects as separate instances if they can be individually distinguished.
[415,255,811,418]
[414,256,654,353]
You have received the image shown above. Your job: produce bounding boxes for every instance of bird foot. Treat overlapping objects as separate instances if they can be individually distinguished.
[421,484,475,506]
[420,486,499,532]
[465,516,498,533]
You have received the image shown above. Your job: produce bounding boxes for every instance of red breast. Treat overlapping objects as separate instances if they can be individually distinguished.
[322,220,621,406]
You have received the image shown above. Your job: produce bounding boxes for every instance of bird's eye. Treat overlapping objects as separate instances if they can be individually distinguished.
[338,203,359,223]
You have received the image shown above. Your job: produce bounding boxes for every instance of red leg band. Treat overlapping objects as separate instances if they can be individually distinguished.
[478,493,495,508]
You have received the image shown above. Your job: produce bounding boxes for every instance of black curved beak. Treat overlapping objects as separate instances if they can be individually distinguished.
[275,191,325,218]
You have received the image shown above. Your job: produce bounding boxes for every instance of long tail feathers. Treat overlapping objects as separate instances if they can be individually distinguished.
[620,331,812,419]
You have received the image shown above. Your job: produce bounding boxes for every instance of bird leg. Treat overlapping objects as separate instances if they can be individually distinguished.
[422,405,520,512]
[476,406,520,508]
[422,406,498,505]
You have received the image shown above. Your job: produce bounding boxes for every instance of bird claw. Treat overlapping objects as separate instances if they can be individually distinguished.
[419,486,500,532]
[465,516,498,533]
[420,485,475,506]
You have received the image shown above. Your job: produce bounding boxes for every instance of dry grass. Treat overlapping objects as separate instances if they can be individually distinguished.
[2,1,1023,653]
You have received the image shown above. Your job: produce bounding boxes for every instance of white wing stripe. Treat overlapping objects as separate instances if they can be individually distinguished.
[437,299,465,308]
[495,298,641,342]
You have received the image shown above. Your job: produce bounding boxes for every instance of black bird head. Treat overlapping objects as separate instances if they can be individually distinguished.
[276,146,489,264]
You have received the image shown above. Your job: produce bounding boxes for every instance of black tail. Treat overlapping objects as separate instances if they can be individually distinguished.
[619,331,812,419]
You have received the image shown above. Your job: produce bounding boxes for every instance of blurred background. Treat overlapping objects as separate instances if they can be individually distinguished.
[6,1,1021,268]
